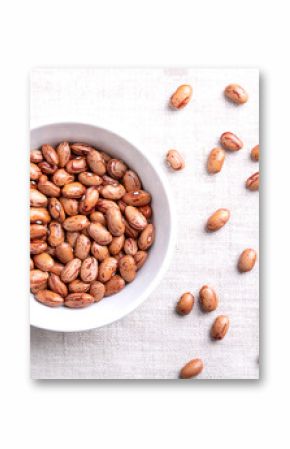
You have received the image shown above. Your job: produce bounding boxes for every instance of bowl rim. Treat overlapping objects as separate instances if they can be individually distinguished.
[30,121,176,332]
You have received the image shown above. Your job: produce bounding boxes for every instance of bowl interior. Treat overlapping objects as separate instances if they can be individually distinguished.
[30,123,175,331]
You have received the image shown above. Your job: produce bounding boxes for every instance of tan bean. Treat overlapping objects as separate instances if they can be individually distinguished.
[102,175,120,186]
[60,258,82,283]
[66,231,79,248]
[246,172,259,191]
[66,157,87,174]
[89,281,105,302]
[30,180,37,190]
[199,285,218,312]
[211,315,230,340]
[63,215,89,232]
[91,242,110,261]
[33,253,54,271]
[106,207,125,236]
[52,169,74,186]
[88,222,112,245]
[30,189,48,207]
[109,235,125,256]
[117,199,127,214]
[56,141,71,167]
[42,144,59,165]
[30,269,49,291]
[30,207,51,224]
[62,182,86,198]
[74,234,91,259]
[113,251,125,267]
[64,293,95,308]
[30,224,47,240]
[176,292,194,315]
[122,190,151,207]
[82,227,89,237]
[98,257,118,282]
[70,142,95,156]
[50,262,64,276]
[166,150,185,170]
[78,187,99,213]
[101,184,126,200]
[87,150,106,175]
[46,246,56,257]
[220,132,243,151]
[80,257,98,282]
[97,198,119,214]
[123,170,142,192]
[48,273,68,297]
[224,84,248,104]
[30,149,43,164]
[138,224,155,250]
[30,239,47,255]
[170,84,192,109]
[238,248,257,272]
[107,159,127,179]
[251,145,259,162]
[90,211,106,225]
[59,197,78,216]
[134,250,148,270]
[48,198,65,222]
[35,289,64,307]
[48,222,64,247]
[207,147,225,174]
[124,220,139,239]
[38,175,60,197]
[38,161,58,175]
[69,279,90,293]
[78,172,103,186]
[105,275,125,296]
[206,208,230,232]
[100,151,111,163]
[55,242,74,264]
[138,205,152,220]
[179,358,204,378]
[119,255,137,283]
[124,238,138,256]
[125,206,147,230]
[30,162,42,180]
[31,279,47,294]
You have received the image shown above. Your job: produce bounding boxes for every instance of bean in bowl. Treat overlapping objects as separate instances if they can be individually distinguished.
[30,142,155,308]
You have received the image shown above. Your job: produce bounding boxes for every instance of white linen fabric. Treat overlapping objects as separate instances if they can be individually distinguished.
[30,68,259,379]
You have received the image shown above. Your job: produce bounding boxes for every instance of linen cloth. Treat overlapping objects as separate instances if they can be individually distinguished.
[30,68,259,379]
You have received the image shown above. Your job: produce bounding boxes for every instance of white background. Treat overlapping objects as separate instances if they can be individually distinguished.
[0,0,288,446]
[30,68,259,379]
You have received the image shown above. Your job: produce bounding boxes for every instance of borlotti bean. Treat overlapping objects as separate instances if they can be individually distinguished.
[170,84,193,109]
[176,292,195,315]
[224,84,248,104]
[207,147,225,174]
[246,172,259,191]
[251,145,259,162]
[206,208,230,232]
[30,142,154,308]
[220,132,243,151]
[238,248,257,272]
[199,285,218,312]
[166,150,185,171]
[179,358,204,379]
[211,315,230,340]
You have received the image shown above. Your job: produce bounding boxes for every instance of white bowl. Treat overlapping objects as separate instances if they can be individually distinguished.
[30,122,176,332]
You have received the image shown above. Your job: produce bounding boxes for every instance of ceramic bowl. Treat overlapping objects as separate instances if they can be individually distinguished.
[30,122,175,331]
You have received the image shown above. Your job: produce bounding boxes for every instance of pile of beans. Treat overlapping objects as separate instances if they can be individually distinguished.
[30,142,155,308]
